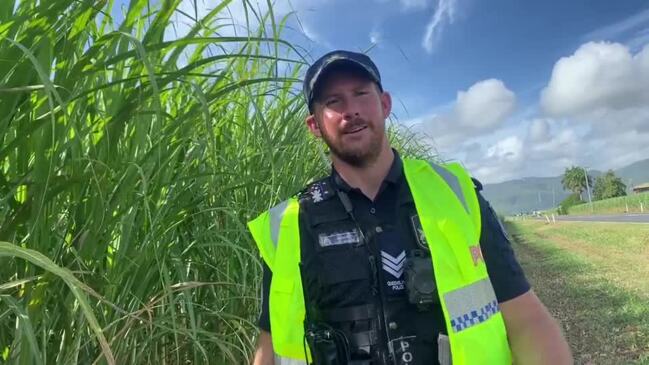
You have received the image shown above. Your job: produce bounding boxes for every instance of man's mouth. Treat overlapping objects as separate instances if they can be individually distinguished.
[344,125,367,134]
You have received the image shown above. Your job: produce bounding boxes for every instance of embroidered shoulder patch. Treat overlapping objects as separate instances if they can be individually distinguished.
[469,245,484,266]
[410,214,429,250]
[302,179,334,204]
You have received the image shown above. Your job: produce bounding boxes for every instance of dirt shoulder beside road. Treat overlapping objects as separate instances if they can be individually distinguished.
[507,220,649,365]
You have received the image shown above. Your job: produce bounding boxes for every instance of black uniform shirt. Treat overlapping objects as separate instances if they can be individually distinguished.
[257,151,529,334]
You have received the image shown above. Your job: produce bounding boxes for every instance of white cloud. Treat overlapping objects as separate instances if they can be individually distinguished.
[299,21,330,48]
[486,136,524,163]
[218,0,300,31]
[400,0,429,10]
[166,0,317,40]
[372,0,459,53]
[410,78,516,154]
[593,129,649,171]
[528,128,579,157]
[422,0,458,53]
[627,28,649,52]
[462,119,580,183]
[469,140,524,183]
[528,118,551,142]
[416,40,649,184]
[541,41,649,116]
[454,79,516,129]
[162,0,322,69]
[458,107,649,184]
[370,30,382,45]
[583,7,649,45]
[374,0,430,10]
[581,106,649,136]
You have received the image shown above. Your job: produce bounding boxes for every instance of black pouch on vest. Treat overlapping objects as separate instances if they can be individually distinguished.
[305,323,350,365]
[310,207,373,308]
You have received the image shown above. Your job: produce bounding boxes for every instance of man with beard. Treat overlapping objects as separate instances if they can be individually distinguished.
[249,50,572,365]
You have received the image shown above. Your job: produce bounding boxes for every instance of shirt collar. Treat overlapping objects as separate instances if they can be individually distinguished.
[331,149,403,192]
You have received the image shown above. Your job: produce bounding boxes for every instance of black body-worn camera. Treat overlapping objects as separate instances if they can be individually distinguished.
[405,249,438,310]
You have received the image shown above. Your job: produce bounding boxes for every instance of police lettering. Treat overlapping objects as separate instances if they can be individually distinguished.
[400,340,413,363]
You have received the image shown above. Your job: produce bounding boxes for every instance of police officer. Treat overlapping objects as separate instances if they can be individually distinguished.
[250,50,572,365]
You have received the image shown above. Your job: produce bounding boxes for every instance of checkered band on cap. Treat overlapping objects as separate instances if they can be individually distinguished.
[444,278,500,333]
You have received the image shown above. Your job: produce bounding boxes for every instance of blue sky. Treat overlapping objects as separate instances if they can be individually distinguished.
[290,0,647,115]
[127,0,649,184]
[277,0,649,184]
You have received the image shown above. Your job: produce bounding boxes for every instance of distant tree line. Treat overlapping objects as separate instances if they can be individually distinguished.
[558,166,627,214]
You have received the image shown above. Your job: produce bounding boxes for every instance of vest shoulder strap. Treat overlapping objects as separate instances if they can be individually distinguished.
[404,159,482,238]
[248,197,298,272]
[442,162,481,237]
[427,161,470,213]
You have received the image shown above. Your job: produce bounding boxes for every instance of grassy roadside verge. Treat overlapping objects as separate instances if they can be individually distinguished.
[567,192,649,215]
[507,220,649,364]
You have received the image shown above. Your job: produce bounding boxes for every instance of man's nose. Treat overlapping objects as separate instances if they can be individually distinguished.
[341,100,361,120]
[343,110,360,119]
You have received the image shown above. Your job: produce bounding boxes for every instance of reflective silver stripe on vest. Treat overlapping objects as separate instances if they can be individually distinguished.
[269,199,290,248]
[444,278,499,333]
[428,162,469,213]
[274,354,307,365]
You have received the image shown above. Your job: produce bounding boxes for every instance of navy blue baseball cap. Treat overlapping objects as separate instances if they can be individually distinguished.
[303,50,383,112]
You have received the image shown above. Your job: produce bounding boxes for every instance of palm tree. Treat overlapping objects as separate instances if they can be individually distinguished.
[561,166,592,198]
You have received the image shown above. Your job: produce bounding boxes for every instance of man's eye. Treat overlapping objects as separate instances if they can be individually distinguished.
[325,99,339,106]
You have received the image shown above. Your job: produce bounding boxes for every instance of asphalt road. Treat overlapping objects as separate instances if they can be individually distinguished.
[550,213,649,223]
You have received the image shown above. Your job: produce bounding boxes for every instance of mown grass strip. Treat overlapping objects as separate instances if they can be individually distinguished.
[508,221,649,364]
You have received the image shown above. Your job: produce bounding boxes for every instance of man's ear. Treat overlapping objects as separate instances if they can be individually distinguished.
[380,91,392,119]
[305,114,322,138]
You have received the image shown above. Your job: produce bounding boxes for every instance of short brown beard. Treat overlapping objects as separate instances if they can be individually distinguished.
[317,119,383,168]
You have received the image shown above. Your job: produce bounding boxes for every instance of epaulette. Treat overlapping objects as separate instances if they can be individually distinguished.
[471,177,483,191]
[298,176,336,204]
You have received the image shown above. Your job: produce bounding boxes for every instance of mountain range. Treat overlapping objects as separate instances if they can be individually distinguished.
[481,158,649,215]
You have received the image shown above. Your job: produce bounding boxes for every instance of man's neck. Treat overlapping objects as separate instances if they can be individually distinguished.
[332,147,394,201]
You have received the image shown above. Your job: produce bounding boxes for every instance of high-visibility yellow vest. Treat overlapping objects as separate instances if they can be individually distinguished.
[248,159,512,365]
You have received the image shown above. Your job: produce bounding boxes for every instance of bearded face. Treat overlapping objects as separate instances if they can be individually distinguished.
[308,70,391,167]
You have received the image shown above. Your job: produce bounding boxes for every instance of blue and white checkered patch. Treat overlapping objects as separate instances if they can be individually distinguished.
[450,300,499,332]
[444,278,500,333]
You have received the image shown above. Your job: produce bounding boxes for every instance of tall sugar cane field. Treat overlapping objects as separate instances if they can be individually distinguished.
[0,1,434,363]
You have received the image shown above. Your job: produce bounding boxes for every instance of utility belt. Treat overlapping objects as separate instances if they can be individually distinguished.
[305,304,378,365]
[305,250,440,365]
